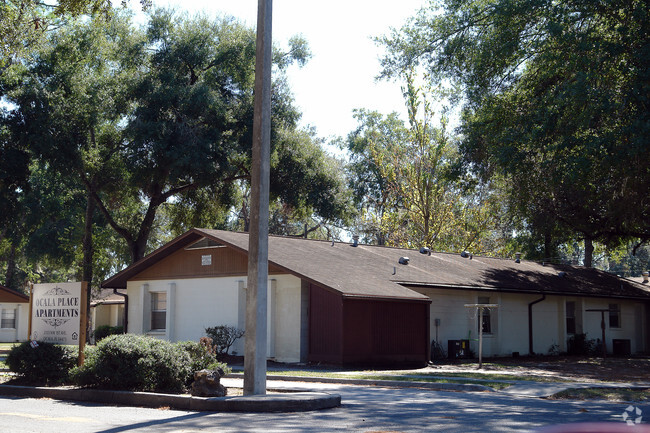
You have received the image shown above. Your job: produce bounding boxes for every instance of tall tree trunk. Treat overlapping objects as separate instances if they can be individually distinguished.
[584,237,594,268]
[82,193,95,343]
[82,193,95,284]
[544,232,553,263]
[130,198,163,263]
[241,199,250,232]
[5,243,16,289]
[131,235,155,263]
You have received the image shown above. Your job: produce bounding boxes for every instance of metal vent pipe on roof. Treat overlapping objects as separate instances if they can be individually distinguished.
[352,235,359,247]
[643,271,649,284]
[515,252,521,263]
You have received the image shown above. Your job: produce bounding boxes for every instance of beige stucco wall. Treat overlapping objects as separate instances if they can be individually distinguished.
[92,304,124,330]
[126,274,303,363]
[581,298,646,354]
[0,303,29,343]
[412,287,647,357]
[269,275,303,363]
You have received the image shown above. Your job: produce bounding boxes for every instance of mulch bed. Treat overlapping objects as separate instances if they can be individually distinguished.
[425,356,650,383]
[488,356,650,382]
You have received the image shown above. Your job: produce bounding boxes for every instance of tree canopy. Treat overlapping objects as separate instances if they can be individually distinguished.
[0,8,351,290]
[380,0,650,264]
[3,1,648,290]
[345,75,503,252]
[0,0,150,70]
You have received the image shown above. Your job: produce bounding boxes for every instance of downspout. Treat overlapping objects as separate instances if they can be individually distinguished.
[528,293,546,355]
[113,288,128,333]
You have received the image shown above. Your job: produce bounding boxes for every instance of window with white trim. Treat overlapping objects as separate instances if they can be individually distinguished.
[150,292,167,331]
[1,309,16,329]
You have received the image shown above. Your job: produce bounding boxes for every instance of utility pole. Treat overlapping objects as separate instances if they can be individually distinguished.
[244,0,272,396]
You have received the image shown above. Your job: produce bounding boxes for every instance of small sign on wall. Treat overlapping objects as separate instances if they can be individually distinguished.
[201,254,212,266]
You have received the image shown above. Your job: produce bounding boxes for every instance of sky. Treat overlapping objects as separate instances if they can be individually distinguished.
[151,0,429,143]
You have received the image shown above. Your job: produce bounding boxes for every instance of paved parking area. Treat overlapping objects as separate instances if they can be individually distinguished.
[2,380,647,432]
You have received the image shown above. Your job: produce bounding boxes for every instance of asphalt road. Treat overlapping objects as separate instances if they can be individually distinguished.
[0,382,646,432]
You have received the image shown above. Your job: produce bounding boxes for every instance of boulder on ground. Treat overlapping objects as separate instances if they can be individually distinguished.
[191,368,226,397]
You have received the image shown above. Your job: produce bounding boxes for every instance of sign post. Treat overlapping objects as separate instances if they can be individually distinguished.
[27,283,34,342]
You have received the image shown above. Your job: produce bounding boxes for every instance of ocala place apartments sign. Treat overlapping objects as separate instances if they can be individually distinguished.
[30,282,86,345]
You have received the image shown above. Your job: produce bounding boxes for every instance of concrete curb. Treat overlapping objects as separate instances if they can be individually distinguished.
[227,373,495,393]
[0,384,341,412]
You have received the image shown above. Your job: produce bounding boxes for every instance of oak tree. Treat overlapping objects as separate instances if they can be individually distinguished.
[380,0,650,265]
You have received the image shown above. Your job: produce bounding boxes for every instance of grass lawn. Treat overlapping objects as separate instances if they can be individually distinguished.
[265,368,558,382]
[391,371,576,383]
[550,387,650,402]
[262,370,511,390]
[0,343,16,370]
[336,373,511,390]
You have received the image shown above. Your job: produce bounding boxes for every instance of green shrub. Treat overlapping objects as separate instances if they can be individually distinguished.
[93,325,124,342]
[71,334,192,393]
[205,325,244,355]
[548,343,560,356]
[6,341,77,384]
[567,333,597,356]
[176,337,231,385]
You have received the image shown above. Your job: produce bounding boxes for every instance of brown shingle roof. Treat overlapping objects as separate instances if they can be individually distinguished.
[0,284,29,303]
[203,229,430,301]
[102,229,650,301]
[90,288,126,306]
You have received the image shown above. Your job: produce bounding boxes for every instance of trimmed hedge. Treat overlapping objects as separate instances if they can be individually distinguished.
[93,325,124,342]
[6,341,77,383]
[72,334,192,393]
[71,334,229,393]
